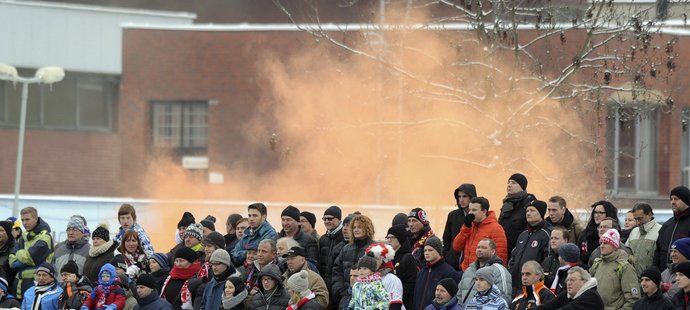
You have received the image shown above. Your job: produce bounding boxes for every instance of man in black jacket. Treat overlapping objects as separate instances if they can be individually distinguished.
[508,200,552,294]
[387,224,418,310]
[499,173,536,262]
[536,266,604,310]
[443,183,476,271]
[273,205,319,262]
[654,186,690,271]
[633,266,674,310]
[318,206,343,310]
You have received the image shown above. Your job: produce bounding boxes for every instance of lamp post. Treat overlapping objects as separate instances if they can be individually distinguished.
[0,64,65,217]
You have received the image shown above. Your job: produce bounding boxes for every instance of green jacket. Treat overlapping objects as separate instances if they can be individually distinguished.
[590,249,641,310]
[9,217,54,299]
[626,220,661,271]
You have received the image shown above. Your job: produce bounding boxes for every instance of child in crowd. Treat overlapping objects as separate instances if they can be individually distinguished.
[348,255,390,310]
[81,263,126,310]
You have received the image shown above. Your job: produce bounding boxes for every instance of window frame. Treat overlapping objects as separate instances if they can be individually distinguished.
[149,100,209,156]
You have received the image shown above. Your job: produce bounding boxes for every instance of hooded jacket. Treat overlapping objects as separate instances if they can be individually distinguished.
[10,217,54,300]
[318,223,344,290]
[536,277,605,310]
[626,219,662,271]
[458,256,512,307]
[590,249,641,310]
[545,209,585,245]
[508,220,553,293]
[250,264,290,310]
[83,240,118,288]
[231,221,277,266]
[443,184,476,271]
[631,288,674,310]
[453,210,508,271]
[198,267,236,310]
[273,226,319,262]
[53,238,91,278]
[654,208,690,271]
[413,258,461,310]
[82,264,127,310]
[511,281,556,310]
[58,275,92,309]
[392,239,418,310]
[331,237,374,303]
[499,191,536,262]
[465,284,509,310]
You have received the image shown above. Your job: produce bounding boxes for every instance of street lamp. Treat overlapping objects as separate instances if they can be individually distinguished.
[0,64,65,217]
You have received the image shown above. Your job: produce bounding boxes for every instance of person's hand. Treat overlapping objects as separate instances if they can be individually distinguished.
[464,214,475,228]
[126,265,140,278]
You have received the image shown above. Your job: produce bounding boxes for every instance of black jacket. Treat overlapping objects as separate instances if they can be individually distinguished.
[508,220,552,293]
[134,289,173,310]
[499,192,536,262]
[331,237,374,305]
[317,224,344,289]
[274,227,319,263]
[654,209,690,271]
[443,207,468,271]
[413,258,461,310]
[393,240,418,310]
[542,249,560,289]
[632,289,674,310]
[536,282,604,310]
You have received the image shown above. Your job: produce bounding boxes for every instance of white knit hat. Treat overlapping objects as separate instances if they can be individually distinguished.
[287,270,311,297]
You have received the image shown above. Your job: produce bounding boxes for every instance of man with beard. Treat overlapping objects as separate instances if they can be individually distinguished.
[231,203,277,266]
[443,183,477,271]
[499,173,537,262]
[458,238,512,307]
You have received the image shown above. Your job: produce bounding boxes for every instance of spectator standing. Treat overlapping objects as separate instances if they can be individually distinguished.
[251,264,290,310]
[408,208,436,267]
[331,214,375,307]
[286,270,322,310]
[453,197,508,271]
[590,229,640,310]
[577,200,618,264]
[535,266,604,310]
[273,206,319,263]
[661,237,690,298]
[465,267,509,310]
[508,200,552,293]
[0,276,19,308]
[545,196,585,244]
[148,253,170,292]
[655,186,690,271]
[386,224,418,310]
[300,211,319,240]
[626,203,662,271]
[0,220,15,290]
[231,203,277,266]
[81,263,126,310]
[57,260,92,309]
[458,238,512,307]
[133,273,172,310]
[317,205,343,308]
[53,217,91,277]
[511,261,556,309]
[83,226,118,289]
[221,276,247,310]
[114,204,154,257]
[499,173,536,262]
[225,214,243,253]
[443,183,476,271]
[413,236,461,310]
[10,206,54,300]
[424,278,462,310]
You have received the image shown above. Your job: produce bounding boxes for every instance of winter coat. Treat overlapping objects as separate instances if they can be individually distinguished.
[199,268,234,310]
[411,227,436,268]
[541,249,560,289]
[84,240,118,287]
[590,249,641,310]
[424,296,463,310]
[499,191,536,262]
[82,266,127,310]
[443,205,469,271]
[231,221,277,266]
[670,289,690,310]
[292,297,322,310]
[250,264,290,310]
[317,223,344,290]
[578,226,600,266]
[282,263,329,309]
[58,276,92,309]
[331,237,374,303]
[0,296,20,308]
[114,223,154,257]
[543,263,582,296]
[0,239,15,292]
[632,288,674,310]
[662,265,680,299]
[453,211,509,271]
[466,284,509,310]
[654,209,690,271]
[348,273,389,310]
[225,234,239,255]
[10,217,54,300]
[274,227,319,263]
[392,240,418,310]
[545,209,585,245]
[134,289,172,310]
[627,219,662,271]
[413,258,461,310]
[511,281,556,310]
[53,238,91,276]
[536,278,605,310]
[508,221,552,293]
[458,256,512,307]
[21,282,63,310]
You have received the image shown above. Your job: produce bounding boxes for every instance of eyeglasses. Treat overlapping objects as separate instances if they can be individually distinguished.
[385,235,396,240]
[322,217,335,221]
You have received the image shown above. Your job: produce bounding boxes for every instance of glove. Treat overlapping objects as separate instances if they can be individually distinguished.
[10,260,26,270]
[464,214,475,228]
[105,304,117,310]
[126,265,140,278]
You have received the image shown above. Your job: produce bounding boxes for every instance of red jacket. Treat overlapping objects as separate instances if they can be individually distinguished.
[452,210,508,271]
[81,283,127,310]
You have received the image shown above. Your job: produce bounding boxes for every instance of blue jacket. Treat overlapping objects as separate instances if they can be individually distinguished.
[231,221,277,265]
[413,259,461,310]
[424,296,463,310]
[466,285,509,310]
[199,275,226,310]
[114,223,154,257]
[21,282,63,310]
[133,289,172,310]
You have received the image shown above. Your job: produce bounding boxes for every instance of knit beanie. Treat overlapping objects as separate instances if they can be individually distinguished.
[184,223,203,241]
[0,277,9,293]
[210,249,232,267]
[343,213,357,226]
[437,278,459,297]
[177,212,195,229]
[454,183,477,200]
[60,260,80,277]
[66,217,85,233]
[37,262,56,279]
[408,208,430,226]
[110,255,127,271]
[300,211,317,229]
[0,221,14,248]
[675,262,690,279]
[475,266,495,283]
[558,243,580,263]
[200,219,216,232]
[151,252,170,272]
[227,276,246,297]
[509,173,528,191]
[365,243,395,263]
[357,255,378,272]
[528,200,548,219]
[324,206,342,220]
[424,236,444,256]
[287,270,311,297]
[671,186,690,207]
[392,213,408,227]
[92,225,110,242]
[387,224,408,244]
[175,246,198,264]
[203,231,226,249]
[599,229,620,250]
[672,238,690,259]
[281,205,301,222]
[136,273,157,290]
[641,266,662,287]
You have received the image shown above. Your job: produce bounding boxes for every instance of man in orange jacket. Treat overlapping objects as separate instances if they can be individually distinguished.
[453,196,509,271]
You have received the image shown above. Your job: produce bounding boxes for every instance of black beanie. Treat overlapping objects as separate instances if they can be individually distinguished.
[437,278,458,297]
[60,260,80,276]
[203,231,226,249]
[387,224,408,244]
[675,262,690,279]
[0,221,14,248]
[175,246,198,264]
[324,206,342,220]
[528,200,548,219]
[136,273,157,290]
[300,211,317,229]
[37,262,56,279]
[392,213,408,227]
[408,208,430,226]
[177,212,195,229]
[509,173,528,191]
[281,205,301,222]
[92,226,110,242]
[640,266,662,288]
[110,255,127,271]
[200,219,216,232]
[228,276,246,297]
[671,186,690,207]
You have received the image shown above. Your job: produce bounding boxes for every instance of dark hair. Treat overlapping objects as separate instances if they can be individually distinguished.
[599,216,620,231]
[548,196,567,209]
[227,213,243,226]
[551,226,570,241]
[632,203,654,215]
[248,203,267,216]
[118,204,137,221]
[586,200,617,230]
[118,230,145,255]
[470,197,490,211]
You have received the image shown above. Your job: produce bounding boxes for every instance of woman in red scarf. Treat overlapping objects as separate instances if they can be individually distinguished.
[114,230,148,279]
[161,247,201,309]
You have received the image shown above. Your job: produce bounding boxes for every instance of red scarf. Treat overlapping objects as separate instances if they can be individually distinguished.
[411,229,434,256]
[286,293,315,310]
[160,261,201,308]
[198,262,210,280]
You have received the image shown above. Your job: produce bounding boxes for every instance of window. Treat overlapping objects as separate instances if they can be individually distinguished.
[0,69,117,131]
[681,108,690,186]
[606,107,658,194]
[151,101,208,154]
